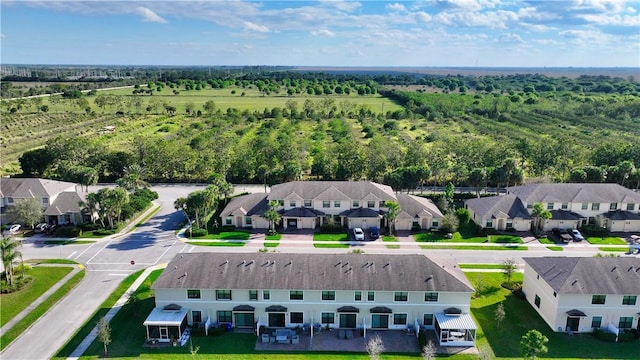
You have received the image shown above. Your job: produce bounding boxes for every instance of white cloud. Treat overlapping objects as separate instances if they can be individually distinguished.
[434,10,518,29]
[318,0,361,12]
[578,14,640,26]
[311,29,336,37]
[243,21,269,32]
[496,32,525,44]
[571,0,625,13]
[0,33,6,38]
[135,7,167,24]
[413,11,432,23]
[386,3,407,12]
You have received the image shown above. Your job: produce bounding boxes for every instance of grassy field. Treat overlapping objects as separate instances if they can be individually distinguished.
[0,266,73,326]
[459,264,505,270]
[382,235,400,249]
[313,233,349,241]
[586,236,627,245]
[1,269,85,351]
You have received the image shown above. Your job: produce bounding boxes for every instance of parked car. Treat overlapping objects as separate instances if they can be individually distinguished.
[369,226,380,240]
[35,223,50,232]
[353,228,365,241]
[570,229,584,241]
[552,228,573,243]
[9,224,21,234]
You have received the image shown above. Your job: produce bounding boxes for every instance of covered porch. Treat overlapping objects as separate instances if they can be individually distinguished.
[434,311,477,347]
[143,304,189,345]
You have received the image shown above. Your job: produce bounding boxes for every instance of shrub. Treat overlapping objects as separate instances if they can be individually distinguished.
[93,229,117,236]
[319,223,344,234]
[190,228,208,237]
[54,226,82,238]
[592,329,618,342]
[455,208,471,224]
[417,330,428,349]
[580,225,608,236]
[79,223,100,231]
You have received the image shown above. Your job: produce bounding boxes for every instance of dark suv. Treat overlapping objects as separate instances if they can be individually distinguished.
[552,228,572,243]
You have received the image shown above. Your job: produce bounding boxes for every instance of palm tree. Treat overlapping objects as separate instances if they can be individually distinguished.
[531,202,551,233]
[1,235,23,287]
[116,164,150,192]
[263,201,282,235]
[384,200,400,235]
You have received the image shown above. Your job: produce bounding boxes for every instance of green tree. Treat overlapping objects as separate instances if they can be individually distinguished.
[444,182,455,209]
[440,210,459,233]
[366,334,385,360]
[494,302,506,329]
[530,203,551,233]
[520,329,548,359]
[1,235,23,287]
[468,168,487,198]
[7,198,43,229]
[116,164,150,192]
[203,100,216,116]
[502,258,517,285]
[384,201,400,235]
[263,201,282,235]
[97,316,112,356]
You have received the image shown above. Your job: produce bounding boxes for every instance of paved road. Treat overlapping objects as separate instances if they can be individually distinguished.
[0,183,631,360]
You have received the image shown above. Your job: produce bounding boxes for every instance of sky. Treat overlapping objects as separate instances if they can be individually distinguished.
[1,0,639,67]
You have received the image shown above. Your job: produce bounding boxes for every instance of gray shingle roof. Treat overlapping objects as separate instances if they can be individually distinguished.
[396,194,444,219]
[219,193,268,217]
[153,253,474,293]
[600,210,640,221]
[464,195,530,219]
[507,183,640,204]
[549,210,582,221]
[1,178,77,199]
[44,192,86,215]
[267,181,396,202]
[523,257,640,295]
[338,207,381,218]
[280,207,325,217]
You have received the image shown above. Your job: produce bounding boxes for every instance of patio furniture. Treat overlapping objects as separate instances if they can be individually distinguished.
[338,329,346,339]
[262,333,270,343]
[346,330,353,339]
[291,335,299,344]
[276,329,291,343]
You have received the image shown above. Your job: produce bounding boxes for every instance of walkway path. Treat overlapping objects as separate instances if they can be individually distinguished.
[0,264,84,336]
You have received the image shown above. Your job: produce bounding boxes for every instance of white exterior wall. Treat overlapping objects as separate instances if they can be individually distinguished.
[522,263,560,331]
[543,219,580,231]
[251,218,269,230]
[603,219,640,233]
[153,288,472,330]
[511,218,531,231]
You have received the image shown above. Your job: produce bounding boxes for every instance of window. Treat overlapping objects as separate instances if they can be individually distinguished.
[225,217,232,225]
[486,220,493,228]
[187,289,201,299]
[506,220,513,229]
[367,291,375,301]
[322,290,336,301]
[278,200,284,206]
[192,310,202,323]
[592,203,600,211]
[217,311,232,323]
[423,314,434,326]
[619,317,633,329]
[581,203,588,210]
[393,313,407,325]
[323,200,330,208]
[553,291,557,297]
[591,316,602,328]
[7,197,13,204]
[424,292,438,302]
[622,295,637,305]
[249,290,258,301]
[432,220,439,227]
[290,312,304,324]
[290,290,304,300]
[379,201,385,208]
[304,200,312,207]
[609,202,617,210]
[42,197,49,205]
[526,203,532,209]
[263,290,270,300]
[321,312,335,324]
[355,291,362,301]
[534,294,541,308]
[290,200,296,207]
[216,290,232,300]
[394,291,408,302]
[561,202,568,210]
[352,200,360,208]
[334,201,340,207]
[367,201,375,208]
[547,203,554,210]
[591,295,606,304]
[245,216,252,225]
[627,203,635,211]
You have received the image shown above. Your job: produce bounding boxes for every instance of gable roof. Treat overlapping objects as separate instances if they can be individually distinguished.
[507,183,640,204]
[396,194,444,219]
[43,192,86,215]
[1,178,77,199]
[549,210,582,221]
[267,181,396,202]
[464,195,531,220]
[219,193,268,217]
[600,210,640,221]
[153,253,474,293]
[523,257,640,295]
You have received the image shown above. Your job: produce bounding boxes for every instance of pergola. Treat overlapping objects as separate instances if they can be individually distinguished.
[143,304,189,343]
[434,311,477,347]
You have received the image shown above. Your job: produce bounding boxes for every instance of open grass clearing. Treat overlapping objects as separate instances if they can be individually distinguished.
[586,236,626,245]
[186,241,246,247]
[1,269,84,351]
[0,266,73,327]
[382,235,399,249]
[419,245,527,251]
[313,233,348,241]
[467,272,638,359]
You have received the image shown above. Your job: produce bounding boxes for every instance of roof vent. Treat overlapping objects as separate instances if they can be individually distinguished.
[262,261,269,267]
[572,279,578,285]
[611,266,617,272]
[184,272,188,277]
[425,275,433,282]
[335,261,342,267]
[362,262,369,268]
[220,260,228,266]
[246,260,254,267]
[344,267,352,273]
[383,263,390,268]
[238,260,246,267]
[285,260,292,267]
[174,265,178,270]
[342,261,349,268]
[629,266,634,272]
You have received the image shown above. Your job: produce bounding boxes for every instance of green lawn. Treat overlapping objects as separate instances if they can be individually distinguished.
[459,264,504,270]
[596,247,628,252]
[546,246,564,251]
[0,266,73,326]
[186,241,246,247]
[265,233,281,247]
[419,245,527,251]
[192,231,251,240]
[382,235,399,249]
[537,237,555,245]
[414,232,521,244]
[468,272,639,359]
[1,268,84,351]
[313,233,348,241]
[586,236,626,245]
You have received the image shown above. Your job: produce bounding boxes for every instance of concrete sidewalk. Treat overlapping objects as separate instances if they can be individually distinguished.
[0,264,84,336]
[67,264,165,360]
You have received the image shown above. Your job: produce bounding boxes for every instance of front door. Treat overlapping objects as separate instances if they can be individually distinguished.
[566,317,580,332]
[371,314,389,329]
[192,310,202,324]
[268,313,286,328]
[160,327,169,340]
[235,313,255,328]
[339,314,357,328]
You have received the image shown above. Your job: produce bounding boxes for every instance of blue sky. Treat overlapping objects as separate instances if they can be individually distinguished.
[1,0,639,67]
